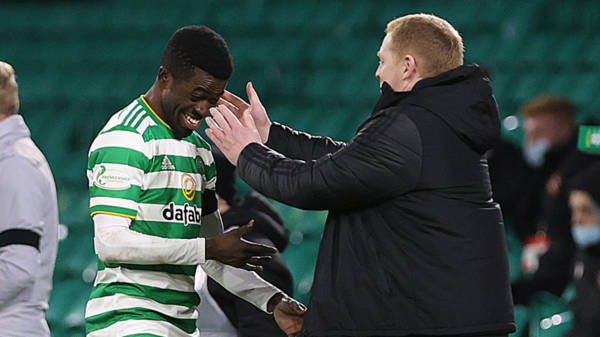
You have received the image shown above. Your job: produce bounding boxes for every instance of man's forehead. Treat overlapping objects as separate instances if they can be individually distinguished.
[186,67,227,92]
[379,34,393,52]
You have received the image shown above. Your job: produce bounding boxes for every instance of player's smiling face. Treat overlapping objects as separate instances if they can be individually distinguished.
[159,66,227,139]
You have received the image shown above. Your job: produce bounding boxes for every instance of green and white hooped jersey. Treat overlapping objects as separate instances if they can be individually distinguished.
[85,96,216,336]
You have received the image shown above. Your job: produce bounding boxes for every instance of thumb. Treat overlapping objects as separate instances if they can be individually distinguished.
[241,109,257,128]
[238,219,255,237]
[246,82,263,108]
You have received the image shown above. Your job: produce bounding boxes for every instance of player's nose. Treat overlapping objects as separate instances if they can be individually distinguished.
[195,101,211,118]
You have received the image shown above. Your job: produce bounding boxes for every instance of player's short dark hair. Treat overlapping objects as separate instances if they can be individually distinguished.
[160,25,233,80]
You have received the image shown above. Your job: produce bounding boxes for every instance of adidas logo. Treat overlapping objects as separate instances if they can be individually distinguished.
[161,156,175,170]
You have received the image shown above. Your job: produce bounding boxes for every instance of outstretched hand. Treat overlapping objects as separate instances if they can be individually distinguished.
[219,82,272,143]
[205,96,262,166]
[205,220,277,272]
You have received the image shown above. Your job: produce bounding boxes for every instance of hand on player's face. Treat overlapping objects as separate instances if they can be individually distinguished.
[218,82,271,143]
[205,101,262,166]
[160,67,227,139]
[205,220,277,272]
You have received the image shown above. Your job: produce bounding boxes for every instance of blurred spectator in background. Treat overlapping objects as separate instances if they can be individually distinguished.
[0,61,58,337]
[564,163,600,337]
[512,95,599,304]
[196,150,293,337]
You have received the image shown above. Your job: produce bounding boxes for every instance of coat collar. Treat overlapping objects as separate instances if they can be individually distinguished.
[372,64,483,114]
[0,114,30,146]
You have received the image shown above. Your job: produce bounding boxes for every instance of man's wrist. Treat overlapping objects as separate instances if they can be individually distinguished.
[267,292,284,312]
[204,237,214,260]
[261,122,272,143]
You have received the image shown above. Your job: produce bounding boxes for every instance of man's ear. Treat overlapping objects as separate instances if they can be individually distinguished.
[402,54,418,80]
[158,66,173,89]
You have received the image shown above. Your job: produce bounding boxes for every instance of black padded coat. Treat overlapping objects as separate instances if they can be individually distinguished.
[238,64,515,337]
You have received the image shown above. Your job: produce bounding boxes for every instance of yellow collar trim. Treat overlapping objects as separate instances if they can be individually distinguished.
[140,95,172,130]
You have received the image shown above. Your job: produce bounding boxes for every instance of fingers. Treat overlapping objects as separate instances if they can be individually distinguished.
[205,116,224,135]
[235,221,277,253]
[210,104,245,132]
[245,256,272,267]
[246,82,264,108]
[204,119,226,149]
[281,297,307,314]
[218,97,239,111]
[241,239,277,256]
[219,104,244,127]
[222,90,249,110]
[209,106,233,132]
[219,97,242,119]
[239,255,273,271]
[242,263,264,272]
[242,238,278,254]
[240,109,257,129]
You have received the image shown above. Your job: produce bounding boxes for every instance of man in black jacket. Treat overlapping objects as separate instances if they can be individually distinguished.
[205,14,515,337]
[564,163,600,337]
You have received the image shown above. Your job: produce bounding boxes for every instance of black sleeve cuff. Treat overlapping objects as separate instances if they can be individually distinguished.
[265,122,289,150]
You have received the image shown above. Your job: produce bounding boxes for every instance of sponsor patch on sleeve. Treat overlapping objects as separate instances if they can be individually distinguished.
[93,165,131,190]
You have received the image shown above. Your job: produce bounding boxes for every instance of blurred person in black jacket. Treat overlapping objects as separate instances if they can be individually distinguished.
[511,96,599,304]
[564,163,600,337]
[205,14,514,337]
[488,138,530,224]
[483,67,530,225]
[196,150,294,337]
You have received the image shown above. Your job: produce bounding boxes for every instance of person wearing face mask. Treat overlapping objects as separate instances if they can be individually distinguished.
[511,96,600,305]
[516,95,578,240]
[564,163,600,337]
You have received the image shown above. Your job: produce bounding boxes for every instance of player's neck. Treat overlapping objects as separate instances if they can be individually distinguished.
[143,86,166,121]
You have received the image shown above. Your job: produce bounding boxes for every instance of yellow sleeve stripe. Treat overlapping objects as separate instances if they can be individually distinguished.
[90,211,136,219]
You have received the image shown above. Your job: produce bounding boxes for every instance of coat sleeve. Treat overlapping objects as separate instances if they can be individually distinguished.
[238,111,422,211]
[265,122,347,160]
[0,158,45,307]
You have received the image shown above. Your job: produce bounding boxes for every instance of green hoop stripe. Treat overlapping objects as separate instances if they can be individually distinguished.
[85,307,197,334]
[89,282,200,308]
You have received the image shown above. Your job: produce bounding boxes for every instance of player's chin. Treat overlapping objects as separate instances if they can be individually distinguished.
[181,128,194,138]
[172,125,194,139]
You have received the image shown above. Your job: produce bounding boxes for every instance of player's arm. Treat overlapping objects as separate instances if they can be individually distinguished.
[266,122,347,161]
[0,159,43,307]
[208,103,423,211]
[239,111,421,211]
[199,190,305,335]
[93,213,275,270]
[220,83,346,160]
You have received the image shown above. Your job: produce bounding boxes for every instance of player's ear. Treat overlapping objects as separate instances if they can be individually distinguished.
[402,54,418,80]
[158,66,173,88]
